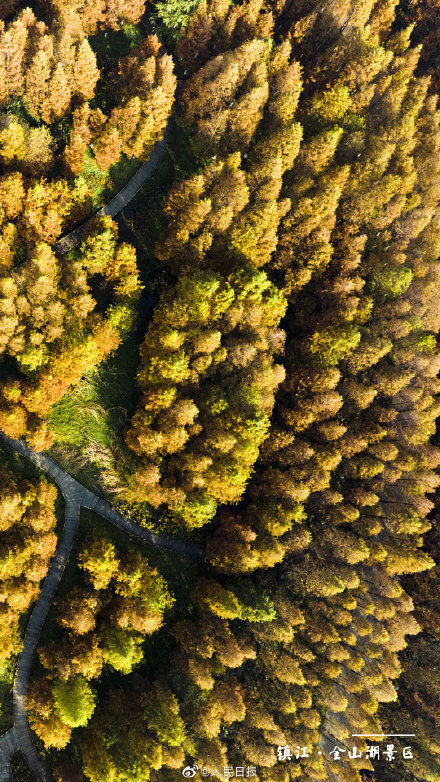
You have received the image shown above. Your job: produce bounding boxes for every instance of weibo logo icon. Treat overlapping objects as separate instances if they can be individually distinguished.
[182,764,199,778]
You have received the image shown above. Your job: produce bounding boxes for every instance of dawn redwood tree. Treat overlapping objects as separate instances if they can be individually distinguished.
[126,266,286,527]
[195,2,440,780]
[63,35,176,174]
[28,534,174,749]
[0,465,57,668]
[0,216,141,447]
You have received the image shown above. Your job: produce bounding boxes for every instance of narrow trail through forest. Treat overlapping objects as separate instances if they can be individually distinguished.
[0,18,187,778]
[0,432,205,782]
[53,120,173,255]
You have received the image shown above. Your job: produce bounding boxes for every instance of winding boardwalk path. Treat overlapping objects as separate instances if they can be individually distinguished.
[52,5,171,257]
[0,433,205,782]
[1,19,188,772]
[53,120,173,255]
[0,7,186,778]
[0,730,18,782]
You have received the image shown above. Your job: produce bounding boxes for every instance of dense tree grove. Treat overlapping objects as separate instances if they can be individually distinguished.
[0,216,141,448]
[127,0,301,523]
[0,8,99,122]
[375,518,440,782]
[0,465,57,668]
[126,266,286,526]
[28,533,174,749]
[4,0,440,781]
[78,570,284,782]
[41,0,147,35]
[201,1,440,778]
[63,35,176,174]
[0,8,175,167]
[0,0,176,447]
[124,1,440,782]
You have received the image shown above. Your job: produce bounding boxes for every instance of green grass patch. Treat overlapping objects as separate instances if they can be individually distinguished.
[80,150,110,210]
[48,337,141,492]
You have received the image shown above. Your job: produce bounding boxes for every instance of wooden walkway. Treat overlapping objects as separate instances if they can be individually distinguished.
[0,433,205,782]
[0,10,184,780]
[53,121,173,255]
[0,729,18,782]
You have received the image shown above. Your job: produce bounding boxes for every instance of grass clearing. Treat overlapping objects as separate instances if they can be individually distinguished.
[47,89,204,498]
[80,151,110,210]
[49,339,139,451]
[48,337,141,493]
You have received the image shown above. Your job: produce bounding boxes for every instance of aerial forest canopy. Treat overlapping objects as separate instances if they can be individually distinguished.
[0,0,176,449]
[0,465,57,667]
[2,1,440,782]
